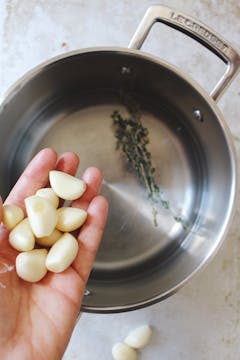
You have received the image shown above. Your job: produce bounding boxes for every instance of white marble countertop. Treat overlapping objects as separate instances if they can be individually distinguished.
[1,1,240,359]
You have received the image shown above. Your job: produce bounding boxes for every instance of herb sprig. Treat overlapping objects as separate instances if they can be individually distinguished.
[112,109,172,226]
[111,94,187,228]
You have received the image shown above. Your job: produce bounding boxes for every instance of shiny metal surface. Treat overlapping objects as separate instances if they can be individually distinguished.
[129,5,240,101]
[0,7,238,313]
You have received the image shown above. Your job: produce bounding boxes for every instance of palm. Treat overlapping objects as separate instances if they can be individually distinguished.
[0,149,108,359]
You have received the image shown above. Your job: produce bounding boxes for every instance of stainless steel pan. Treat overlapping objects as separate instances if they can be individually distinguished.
[0,6,240,313]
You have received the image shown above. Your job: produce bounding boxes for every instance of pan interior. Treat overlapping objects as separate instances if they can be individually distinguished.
[9,90,203,281]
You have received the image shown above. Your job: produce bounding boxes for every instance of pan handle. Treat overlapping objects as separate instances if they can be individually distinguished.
[128,5,240,102]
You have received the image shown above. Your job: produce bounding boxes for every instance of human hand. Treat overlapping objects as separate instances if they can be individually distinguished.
[0,148,108,360]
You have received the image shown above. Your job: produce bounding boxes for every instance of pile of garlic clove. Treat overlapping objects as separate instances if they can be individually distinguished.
[3,170,87,282]
[112,325,153,360]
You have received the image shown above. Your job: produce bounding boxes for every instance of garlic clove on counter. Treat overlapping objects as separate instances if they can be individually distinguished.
[112,342,137,360]
[124,325,153,349]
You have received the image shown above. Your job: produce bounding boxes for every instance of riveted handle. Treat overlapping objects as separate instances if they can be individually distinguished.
[129,5,240,101]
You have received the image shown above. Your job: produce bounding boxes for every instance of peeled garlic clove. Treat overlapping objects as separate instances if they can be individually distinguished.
[36,188,59,208]
[25,195,57,237]
[9,218,35,251]
[16,249,48,282]
[112,343,137,360]
[49,170,86,201]
[2,204,24,230]
[56,207,87,232]
[124,325,152,349]
[46,233,78,273]
[36,229,62,247]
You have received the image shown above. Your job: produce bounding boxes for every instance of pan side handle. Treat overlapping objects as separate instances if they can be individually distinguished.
[129,5,240,102]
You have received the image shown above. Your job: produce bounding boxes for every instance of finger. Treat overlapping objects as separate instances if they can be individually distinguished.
[5,148,57,210]
[72,167,102,210]
[55,151,79,175]
[0,196,3,223]
[73,195,108,283]
[0,196,18,261]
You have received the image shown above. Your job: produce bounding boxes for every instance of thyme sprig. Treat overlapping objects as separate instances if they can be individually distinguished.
[112,110,155,199]
[111,110,169,211]
[111,93,187,229]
